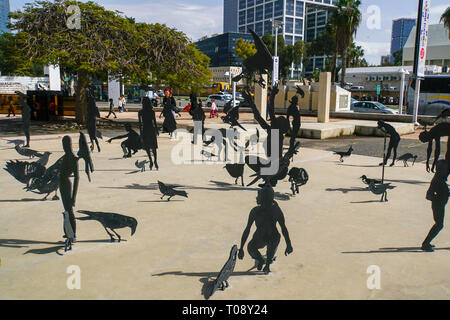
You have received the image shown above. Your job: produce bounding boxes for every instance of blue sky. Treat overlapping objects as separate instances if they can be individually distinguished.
[9,0,450,65]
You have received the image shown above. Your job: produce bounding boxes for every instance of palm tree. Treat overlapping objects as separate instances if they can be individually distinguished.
[346,42,365,68]
[330,0,362,87]
[441,7,450,39]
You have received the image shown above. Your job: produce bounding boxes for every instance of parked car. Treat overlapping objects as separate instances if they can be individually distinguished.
[351,98,358,107]
[205,94,232,108]
[351,101,398,114]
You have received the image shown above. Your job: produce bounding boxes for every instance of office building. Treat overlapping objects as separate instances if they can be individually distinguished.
[390,18,416,62]
[0,0,10,33]
[224,0,239,33]
[195,32,254,68]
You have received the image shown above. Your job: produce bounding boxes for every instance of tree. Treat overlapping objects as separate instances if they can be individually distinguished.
[393,50,403,66]
[330,0,362,87]
[10,0,211,123]
[0,33,43,76]
[440,7,450,39]
[235,38,257,62]
[346,42,365,68]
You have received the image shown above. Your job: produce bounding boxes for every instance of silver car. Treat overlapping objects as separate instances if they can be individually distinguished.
[351,101,398,114]
[206,94,232,108]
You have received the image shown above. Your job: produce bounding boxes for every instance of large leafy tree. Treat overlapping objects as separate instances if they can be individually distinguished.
[10,0,211,123]
[235,38,257,62]
[441,7,450,39]
[346,42,366,68]
[329,0,362,87]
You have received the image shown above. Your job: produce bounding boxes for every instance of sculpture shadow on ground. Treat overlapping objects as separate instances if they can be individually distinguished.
[325,187,368,194]
[152,270,264,300]
[351,200,386,204]
[0,198,53,203]
[342,247,450,254]
[384,178,428,185]
[337,164,381,168]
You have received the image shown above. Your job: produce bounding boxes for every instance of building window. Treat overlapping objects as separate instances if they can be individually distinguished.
[295,18,303,34]
[286,0,295,16]
[285,17,294,33]
[239,0,246,10]
[264,20,273,35]
[255,5,263,22]
[239,10,246,25]
[248,0,254,7]
[255,22,263,36]
[247,7,254,23]
[256,0,264,5]
[274,0,284,17]
[285,35,293,45]
[239,26,246,33]
[294,36,303,43]
[265,2,273,19]
[295,1,304,17]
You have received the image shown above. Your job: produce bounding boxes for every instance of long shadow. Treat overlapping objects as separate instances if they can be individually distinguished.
[351,200,384,204]
[342,247,450,254]
[274,192,292,201]
[385,179,428,185]
[0,198,47,203]
[326,187,368,194]
[138,200,184,203]
[338,164,381,168]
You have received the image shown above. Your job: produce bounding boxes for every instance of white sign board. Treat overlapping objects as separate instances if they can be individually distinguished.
[48,65,61,91]
[417,0,431,78]
[108,76,121,104]
[272,56,279,86]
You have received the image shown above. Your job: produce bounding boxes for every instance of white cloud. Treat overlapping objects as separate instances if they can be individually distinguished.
[103,0,223,42]
[355,41,391,65]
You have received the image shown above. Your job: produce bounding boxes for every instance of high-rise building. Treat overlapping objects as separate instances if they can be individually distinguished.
[224,0,239,33]
[390,18,416,58]
[228,0,337,77]
[0,0,10,33]
[195,32,254,68]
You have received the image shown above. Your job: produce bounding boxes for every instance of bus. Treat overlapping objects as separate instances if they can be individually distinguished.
[406,75,450,116]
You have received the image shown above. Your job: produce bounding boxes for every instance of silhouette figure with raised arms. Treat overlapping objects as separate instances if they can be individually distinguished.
[139,97,159,170]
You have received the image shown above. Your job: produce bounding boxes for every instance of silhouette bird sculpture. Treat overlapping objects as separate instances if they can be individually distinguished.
[158,181,188,201]
[397,153,418,167]
[296,85,305,99]
[77,210,137,242]
[360,175,382,186]
[232,29,273,88]
[368,181,396,202]
[26,158,63,200]
[14,144,43,158]
[288,167,309,195]
[434,108,450,123]
[4,160,46,188]
[221,100,247,132]
[224,163,245,186]
[135,160,149,172]
[334,146,354,162]
[208,245,238,299]
[77,132,94,182]
[36,152,51,166]
[201,150,216,161]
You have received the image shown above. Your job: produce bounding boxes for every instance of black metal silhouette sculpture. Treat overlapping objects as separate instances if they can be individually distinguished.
[87,96,101,152]
[158,181,188,201]
[135,160,149,172]
[15,144,43,158]
[377,120,401,166]
[190,93,206,144]
[201,150,216,160]
[139,97,159,170]
[15,91,31,147]
[209,245,238,298]
[4,159,46,188]
[161,89,178,137]
[77,132,94,182]
[26,158,62,200]
[221,100,246,131]
[287,95,302,151]
[238,185,293,274]
[419,123,450,173]
[333,146,354,162]
[397,153,418,167]
[360,175,382,186]
[434,109,450,124]
[59,136,80,248]
[288,167,309,195]
[107,124,142,158]
[232,29,273,88]
[421,160,449,252]
[224,164,245,186]
[368,181,396,202]
[62,210,75,251]
[77,210,137,242]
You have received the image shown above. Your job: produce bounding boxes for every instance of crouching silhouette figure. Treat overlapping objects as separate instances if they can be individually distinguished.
[238,185,293,274]
[421,160,449,252]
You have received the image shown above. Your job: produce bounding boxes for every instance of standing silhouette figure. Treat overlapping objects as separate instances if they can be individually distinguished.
[422,160,449,252]
[287,95,301,151]
[378,120,401,166]
[87,96,101,152]
[16,92,31,147]
[138,97,159,170]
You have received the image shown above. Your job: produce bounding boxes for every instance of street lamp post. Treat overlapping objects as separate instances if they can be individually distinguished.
[398,68,410,115]
[271,19,283,87]
[225,71,237,107]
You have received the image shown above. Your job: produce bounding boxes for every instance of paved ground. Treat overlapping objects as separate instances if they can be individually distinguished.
[0,124,448,300]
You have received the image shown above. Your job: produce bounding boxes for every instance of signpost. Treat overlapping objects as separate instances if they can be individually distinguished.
[412,0,431,125]
[273,56,279,86]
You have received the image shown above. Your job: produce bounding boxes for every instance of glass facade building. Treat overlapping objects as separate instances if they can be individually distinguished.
[195,33,254,68]
[0,0,10,33]
[226,0,337,77]
[390,18,416,58]
[224,0,239,33]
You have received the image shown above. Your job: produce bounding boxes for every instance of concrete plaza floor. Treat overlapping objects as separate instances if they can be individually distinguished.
[0,130,448,300]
